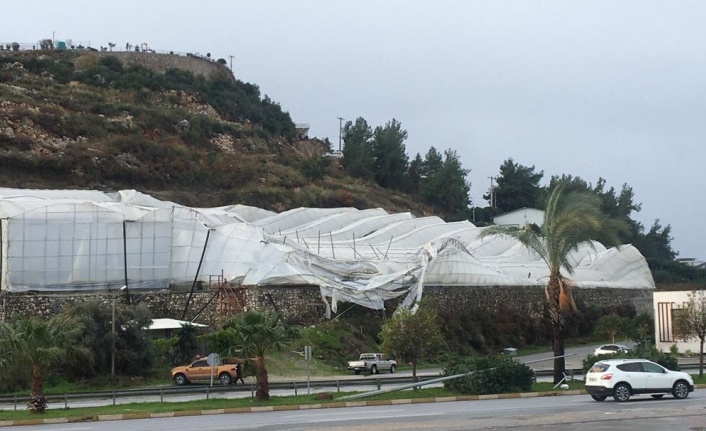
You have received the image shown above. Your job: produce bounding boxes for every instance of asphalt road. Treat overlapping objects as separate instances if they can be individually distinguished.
[12,391,706,430]
[4,343,700,412]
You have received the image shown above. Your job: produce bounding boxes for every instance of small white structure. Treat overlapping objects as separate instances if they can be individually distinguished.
[675,258,706,269]
[654,291,702,353]
[147,318,208,331]
[146,318,208,338]
[493,208,544,228]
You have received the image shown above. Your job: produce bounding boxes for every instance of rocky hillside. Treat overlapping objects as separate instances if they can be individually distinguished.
[0,50,429,214]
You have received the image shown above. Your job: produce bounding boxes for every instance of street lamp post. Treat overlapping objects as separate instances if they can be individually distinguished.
[111,285,127,378]
[111,293,116,378]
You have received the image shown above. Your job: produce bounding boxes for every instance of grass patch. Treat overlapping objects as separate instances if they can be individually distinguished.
[691,374,706,385]
[0,388,449,421]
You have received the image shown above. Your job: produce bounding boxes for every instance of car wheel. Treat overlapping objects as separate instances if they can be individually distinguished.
[174,373,188,386]
[651,394,664,399]
[612,383,631,402]
[390,364,396,373]
[219,372,232,385]
[371,365,378,374]
[673,380,690,399]
[591,395,607,402]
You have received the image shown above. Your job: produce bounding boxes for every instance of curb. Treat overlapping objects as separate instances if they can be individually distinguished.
[0,388,588,427]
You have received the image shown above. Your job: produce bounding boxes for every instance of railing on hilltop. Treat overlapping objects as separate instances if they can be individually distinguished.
[0,42,222,64]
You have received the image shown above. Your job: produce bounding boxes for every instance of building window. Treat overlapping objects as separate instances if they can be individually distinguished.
[657,302,674,342]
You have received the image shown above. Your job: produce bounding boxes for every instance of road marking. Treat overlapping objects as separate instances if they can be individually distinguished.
[285,408,407,418]
[304,412,440,423]
[37,428,92,431]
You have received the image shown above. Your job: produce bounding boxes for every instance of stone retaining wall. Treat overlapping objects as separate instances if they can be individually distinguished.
[0,285,653,327]
[423,285,654,317]
[94,51,234,81]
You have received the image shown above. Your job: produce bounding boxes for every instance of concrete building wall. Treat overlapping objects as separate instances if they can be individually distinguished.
[654,290,703,354]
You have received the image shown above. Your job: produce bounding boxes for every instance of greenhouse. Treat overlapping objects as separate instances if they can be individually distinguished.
[0,188,655,312]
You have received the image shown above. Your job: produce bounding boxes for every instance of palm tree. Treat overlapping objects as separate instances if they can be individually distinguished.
[226,311,293,401]
[0,315,89,413]
[480,181,627,383]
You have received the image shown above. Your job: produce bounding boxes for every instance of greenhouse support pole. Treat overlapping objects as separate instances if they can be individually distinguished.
[384,235,393,259]
[182,228,212,320]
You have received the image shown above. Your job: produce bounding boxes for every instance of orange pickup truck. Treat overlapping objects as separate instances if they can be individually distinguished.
[171,358,239,385]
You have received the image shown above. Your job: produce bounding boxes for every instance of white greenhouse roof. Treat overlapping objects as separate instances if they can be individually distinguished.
[0,188,656,313]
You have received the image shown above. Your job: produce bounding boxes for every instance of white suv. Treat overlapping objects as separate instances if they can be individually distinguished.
[585,358,693,402]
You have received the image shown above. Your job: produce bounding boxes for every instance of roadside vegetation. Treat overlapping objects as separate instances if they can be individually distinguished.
[0,294,658,394]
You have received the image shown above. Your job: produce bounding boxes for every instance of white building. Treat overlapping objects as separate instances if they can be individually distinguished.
[653,290,703,354]
[493,207,544,228]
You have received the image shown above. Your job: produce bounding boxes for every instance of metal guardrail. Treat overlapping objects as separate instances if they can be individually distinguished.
[0,376,437,410]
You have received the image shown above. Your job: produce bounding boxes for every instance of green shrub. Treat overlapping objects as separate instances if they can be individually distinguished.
[438,306,548,355]
[153,337,177,368]
[443,355,535,395]
[299,157,331,180]
[0,134,33,151]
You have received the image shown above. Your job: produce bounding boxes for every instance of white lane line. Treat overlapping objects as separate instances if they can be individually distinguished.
[305,412,440,423]
[285,408,407,418]
[33,428,92,431]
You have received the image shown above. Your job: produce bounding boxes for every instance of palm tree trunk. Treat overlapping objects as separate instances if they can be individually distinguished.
[552,325,566,384]
[28,364,47,413]
[546,275,568,384]
[254,356,269,401]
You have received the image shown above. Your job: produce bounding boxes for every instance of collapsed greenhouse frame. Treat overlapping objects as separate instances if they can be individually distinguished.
[0,188,655,315]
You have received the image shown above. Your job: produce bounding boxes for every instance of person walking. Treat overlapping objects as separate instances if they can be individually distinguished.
[235,362,245,384]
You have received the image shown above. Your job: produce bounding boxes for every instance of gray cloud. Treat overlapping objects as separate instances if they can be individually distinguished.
[5,0,704,257]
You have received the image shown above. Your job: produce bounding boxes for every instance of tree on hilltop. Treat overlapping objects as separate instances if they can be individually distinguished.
[487,158,543,212]
[421,149,471,217]
[372,118,409,190]
[342,117,375,180]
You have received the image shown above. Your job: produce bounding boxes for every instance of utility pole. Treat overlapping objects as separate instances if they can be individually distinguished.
[488,176,495,208]
[228,55,234,71]
[111,292,116,377]
[337,117,345,151]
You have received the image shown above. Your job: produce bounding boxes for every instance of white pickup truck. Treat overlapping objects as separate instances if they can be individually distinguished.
[347,353,397,375]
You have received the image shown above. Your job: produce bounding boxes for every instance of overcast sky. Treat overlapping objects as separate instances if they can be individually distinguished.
[5,1,705,258]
